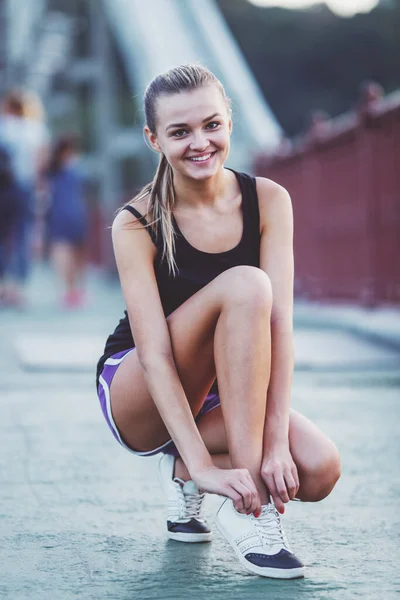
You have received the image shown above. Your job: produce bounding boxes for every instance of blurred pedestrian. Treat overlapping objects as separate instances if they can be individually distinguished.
[0,90,49,307]
[22,90,51,258]
[46,134,88,309]
[95,65,341,580]
[0,146,24,305]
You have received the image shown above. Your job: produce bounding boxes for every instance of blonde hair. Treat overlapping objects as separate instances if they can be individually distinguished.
[120,64,231,276]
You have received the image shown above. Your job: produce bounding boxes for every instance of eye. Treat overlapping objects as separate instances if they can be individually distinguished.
[171,129,188,138]
[206,121,220,130]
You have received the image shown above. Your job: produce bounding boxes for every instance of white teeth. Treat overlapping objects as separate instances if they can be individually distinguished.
[189,153,212,162]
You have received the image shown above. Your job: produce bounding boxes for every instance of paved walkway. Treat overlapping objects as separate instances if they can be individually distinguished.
[1,264,399,599]
[295,300,400,351]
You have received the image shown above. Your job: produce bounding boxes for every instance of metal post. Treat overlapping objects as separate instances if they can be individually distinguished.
[89,0,121,274]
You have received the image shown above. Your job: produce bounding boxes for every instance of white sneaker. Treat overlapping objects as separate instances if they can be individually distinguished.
[215,498,304,579]
[158,454,212,543]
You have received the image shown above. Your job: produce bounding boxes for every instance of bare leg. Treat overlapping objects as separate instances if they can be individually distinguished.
[110,266,339,506]
[175,270,273,501]
[52,241,87,303]
[176,405,341,502]
[111,267,272,501]
[52,242,76,295]
[73,243,87,293]
[213,269,272,503]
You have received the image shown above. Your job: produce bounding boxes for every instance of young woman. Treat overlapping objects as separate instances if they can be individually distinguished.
[47,135,88,308]
[96,65,341,580]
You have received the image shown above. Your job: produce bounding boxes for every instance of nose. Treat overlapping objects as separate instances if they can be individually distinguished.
[189,131,210,152]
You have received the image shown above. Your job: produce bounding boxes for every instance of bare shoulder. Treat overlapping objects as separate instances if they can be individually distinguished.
[112,193,156,264]
[255,176,292,232]
[113,194,150,229]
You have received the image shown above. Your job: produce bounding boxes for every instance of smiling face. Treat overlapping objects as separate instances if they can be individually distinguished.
[145,85,232,181]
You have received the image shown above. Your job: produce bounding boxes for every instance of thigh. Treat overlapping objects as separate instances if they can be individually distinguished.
[109,270,235,453]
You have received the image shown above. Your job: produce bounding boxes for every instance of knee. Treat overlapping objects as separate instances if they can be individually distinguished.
[223,266,273,312]
[300,444,341,502]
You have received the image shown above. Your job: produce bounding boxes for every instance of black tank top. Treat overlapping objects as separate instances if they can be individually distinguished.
[96,170,261,389]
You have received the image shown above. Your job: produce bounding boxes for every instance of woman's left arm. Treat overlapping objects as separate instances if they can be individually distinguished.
[256,177,299,513]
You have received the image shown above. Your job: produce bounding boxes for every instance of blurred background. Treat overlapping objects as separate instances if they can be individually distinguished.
[0,0,399,306]
[0,0,400,305]
[1,2,400,599]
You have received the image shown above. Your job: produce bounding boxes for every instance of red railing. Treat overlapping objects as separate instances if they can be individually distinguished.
[254,83,400,305]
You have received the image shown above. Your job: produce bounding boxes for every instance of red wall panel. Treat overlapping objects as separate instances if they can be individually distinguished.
[255,91,400,305]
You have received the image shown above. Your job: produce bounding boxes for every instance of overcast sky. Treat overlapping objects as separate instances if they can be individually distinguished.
[247,0,379,17]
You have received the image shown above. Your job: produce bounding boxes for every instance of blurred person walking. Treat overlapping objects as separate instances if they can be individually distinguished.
[96,65,341,580]
[0,146,24,306]
[0,90,49,307]
[46,134,88,309]
[22,90,51,256]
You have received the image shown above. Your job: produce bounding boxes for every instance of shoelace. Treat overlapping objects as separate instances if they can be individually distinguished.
[253,504,289,550]
[180,489,205,520]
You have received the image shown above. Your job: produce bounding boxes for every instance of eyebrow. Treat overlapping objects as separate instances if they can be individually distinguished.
[166,113,222,131]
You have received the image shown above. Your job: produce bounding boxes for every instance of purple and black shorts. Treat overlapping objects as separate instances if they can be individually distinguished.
[97,348,221,457]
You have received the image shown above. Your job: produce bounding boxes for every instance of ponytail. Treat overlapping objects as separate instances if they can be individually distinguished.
[148,154,177,275]
[119,154,178,276]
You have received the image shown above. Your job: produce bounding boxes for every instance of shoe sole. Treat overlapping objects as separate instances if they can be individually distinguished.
[168,531,213,543]
[215,516,305,579]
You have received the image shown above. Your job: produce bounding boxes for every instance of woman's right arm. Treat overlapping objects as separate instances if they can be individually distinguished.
[112,209,261,515]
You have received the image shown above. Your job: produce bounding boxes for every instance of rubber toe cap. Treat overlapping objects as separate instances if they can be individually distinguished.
[167,518,211,534]
[245,549,304,569]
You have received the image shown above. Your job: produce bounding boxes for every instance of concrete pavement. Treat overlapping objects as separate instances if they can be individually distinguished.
[295,300,400,352]
[1,263,399,599]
